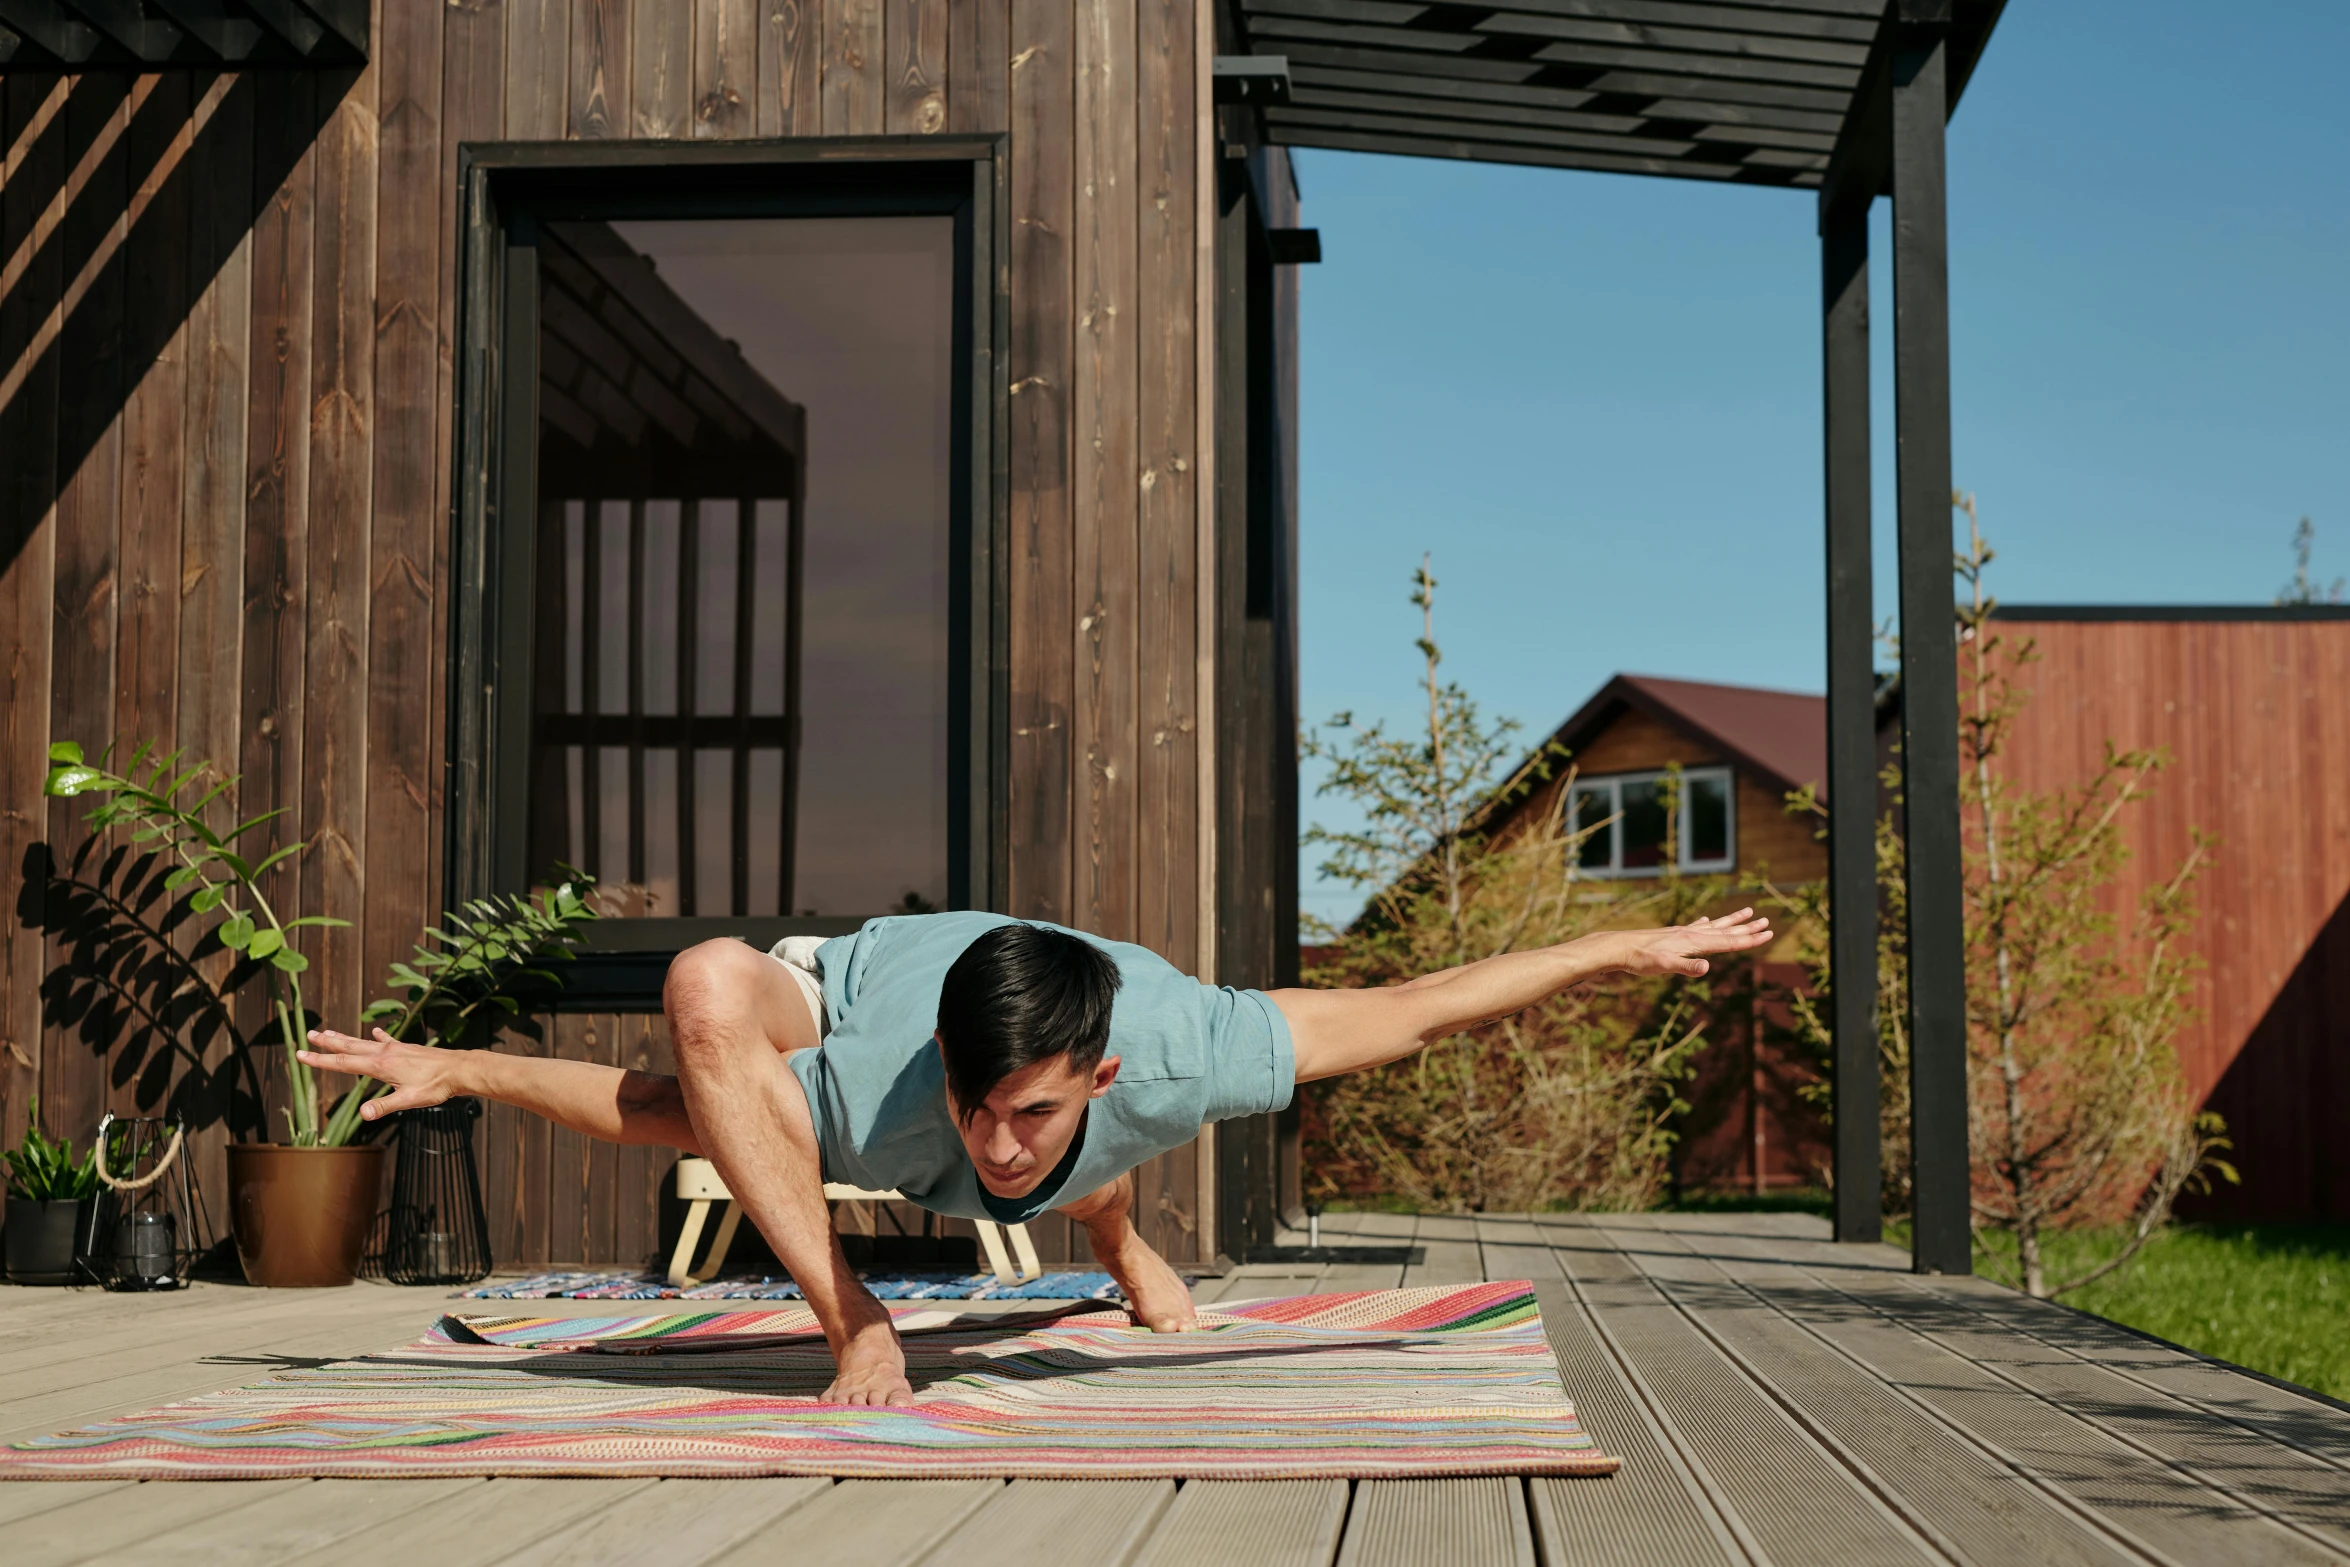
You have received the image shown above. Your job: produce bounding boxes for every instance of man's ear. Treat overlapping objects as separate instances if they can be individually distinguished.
[1089,1054,1121,1098]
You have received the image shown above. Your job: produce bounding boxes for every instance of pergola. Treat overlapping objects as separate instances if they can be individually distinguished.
[1224,0,2009,1274]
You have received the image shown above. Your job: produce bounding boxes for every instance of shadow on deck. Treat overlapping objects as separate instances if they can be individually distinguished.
[3,1211,2346,1565]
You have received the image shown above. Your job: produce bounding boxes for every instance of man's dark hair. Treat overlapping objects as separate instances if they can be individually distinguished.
[936,924,1122,1120]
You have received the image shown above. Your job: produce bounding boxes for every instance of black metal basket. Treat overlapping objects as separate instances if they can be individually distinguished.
[84,1113,214,1291]
[382,1098,494,1286]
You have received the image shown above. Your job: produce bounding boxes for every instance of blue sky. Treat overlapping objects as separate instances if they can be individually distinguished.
[1291,1,2350,927]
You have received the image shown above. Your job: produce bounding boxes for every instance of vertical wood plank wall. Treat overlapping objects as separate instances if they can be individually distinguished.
[0,0,1216,1268]
[1997,618,2350,1221]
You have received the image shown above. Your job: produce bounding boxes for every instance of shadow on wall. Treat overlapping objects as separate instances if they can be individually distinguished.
[0,70,348,568]
[18,834,270,1143]
[2184,889,2350,1223]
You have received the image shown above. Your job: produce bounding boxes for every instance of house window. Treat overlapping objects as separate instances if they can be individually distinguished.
[1568,767,1736,876]
[450,145,1002,979]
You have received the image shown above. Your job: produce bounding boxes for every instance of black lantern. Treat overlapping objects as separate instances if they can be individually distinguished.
[87,1113,213,1291]
[383,1098,494,1285]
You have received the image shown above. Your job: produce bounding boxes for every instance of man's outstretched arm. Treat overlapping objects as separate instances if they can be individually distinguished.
[1272,909,1775,1084]
[297,1030,699,1149]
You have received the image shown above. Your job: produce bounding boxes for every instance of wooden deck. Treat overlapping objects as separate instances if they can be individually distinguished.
[4,1211,2347,1565]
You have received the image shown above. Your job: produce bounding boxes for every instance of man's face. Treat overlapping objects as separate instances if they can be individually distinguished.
[939,1039,1120,1197]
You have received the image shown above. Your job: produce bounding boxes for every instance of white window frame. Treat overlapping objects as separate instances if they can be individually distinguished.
[1567,766,1738,878]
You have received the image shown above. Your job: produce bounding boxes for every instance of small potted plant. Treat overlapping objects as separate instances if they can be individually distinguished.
[4,1101,101,1285]
[46,741,596,1287]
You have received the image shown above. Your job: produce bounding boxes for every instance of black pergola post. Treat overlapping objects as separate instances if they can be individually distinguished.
[1889,14,1973,1276]
[1820,198,1881,1245]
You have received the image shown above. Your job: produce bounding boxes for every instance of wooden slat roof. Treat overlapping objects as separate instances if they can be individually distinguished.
[1232,0,2004,189]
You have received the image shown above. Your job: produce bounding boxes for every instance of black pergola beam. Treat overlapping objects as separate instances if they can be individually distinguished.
[1274,123,1762,183]
[0,0,105,64]
[1288,86,1836,151]
[1248,15,1867,92]
[1275,40,1857,114]
[1888,8,1971,1277]
[1820,196,1880,1244]
[1243,0,1882,56]
[0,0,363,67]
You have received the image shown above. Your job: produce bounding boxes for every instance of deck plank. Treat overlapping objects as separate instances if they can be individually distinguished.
[1849,1272,2350,1562]
[1649,1216,2350,1567]
[928,1478,1176,1566]
[1546,1216,1938,1564]
[0,1480,133,1528]
[703,1478,1001,1567]
[1334,1477,1534,1567]
[1403,1214,1481,1287]
[1474,1223,1741,1567]
[285,1478,659,1567]
[4,1477,310,1567]
[1605,1219,2140,1567]
[490,1477,833,1566]
[7,1215,2344,1567]
[1131,1479,1349,1567]
[0,1291,620,1445]
[121,1478,486,1566]
[1927,1271,2350,1475]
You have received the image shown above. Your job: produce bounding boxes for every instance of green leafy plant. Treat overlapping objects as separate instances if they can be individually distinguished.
[45,741,599,1148]
[4,1099,101,1202]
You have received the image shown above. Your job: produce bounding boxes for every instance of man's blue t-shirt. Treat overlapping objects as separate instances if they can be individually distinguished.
[784,912,1296,1224]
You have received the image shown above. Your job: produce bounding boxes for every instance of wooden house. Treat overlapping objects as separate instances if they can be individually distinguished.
[0,3,1311,1272]
[0,2,2014,1275]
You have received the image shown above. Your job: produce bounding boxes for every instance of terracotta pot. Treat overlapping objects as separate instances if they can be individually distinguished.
[227,1145,387,1287]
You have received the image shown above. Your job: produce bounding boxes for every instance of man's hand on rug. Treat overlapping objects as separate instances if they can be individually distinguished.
[1098,1230,1200,1334]
[825,1314,915,1406]
[298,1028,460,1119]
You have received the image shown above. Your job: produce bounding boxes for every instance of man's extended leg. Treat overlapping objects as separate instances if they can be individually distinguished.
[662,939,913,1405]
[1058,1172,1198,1332]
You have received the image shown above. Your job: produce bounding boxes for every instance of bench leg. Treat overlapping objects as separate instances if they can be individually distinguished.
[976,1220,1016,1285]
[692,1201,745,1285]
[1007,1222,1042,1284]
[667,1198,711,1289]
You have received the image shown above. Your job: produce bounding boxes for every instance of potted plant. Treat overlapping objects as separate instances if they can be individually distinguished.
[45,742,596,1286]
[3,1101,101,1285]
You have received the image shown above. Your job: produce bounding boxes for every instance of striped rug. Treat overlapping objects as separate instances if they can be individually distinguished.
[0,1282,1619,1481]
[457,1269,1125,1302]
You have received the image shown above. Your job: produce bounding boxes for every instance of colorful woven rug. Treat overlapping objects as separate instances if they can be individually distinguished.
[458,1269,1124,1301]
[0,1282,1618,1481]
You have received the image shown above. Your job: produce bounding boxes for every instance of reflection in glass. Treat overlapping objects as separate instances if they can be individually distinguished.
[1570,785,1615,872]
[525,216,953,918]
[1687,772,1731,864]
[1618,780,1671,871]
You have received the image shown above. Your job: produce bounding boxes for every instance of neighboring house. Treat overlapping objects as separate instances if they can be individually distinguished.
[1500,674,1831,890]
[1477,674,1839,1197]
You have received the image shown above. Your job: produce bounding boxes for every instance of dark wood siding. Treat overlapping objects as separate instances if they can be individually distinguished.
[1996,617,2350,1221]
[0,0,1223,1268]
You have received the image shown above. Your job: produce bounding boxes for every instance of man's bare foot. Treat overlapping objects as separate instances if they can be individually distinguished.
[1093,1229,1199,1333]
[823,1309,914,1405]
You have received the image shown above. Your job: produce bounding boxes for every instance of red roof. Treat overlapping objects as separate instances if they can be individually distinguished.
[1532,674,1830,802]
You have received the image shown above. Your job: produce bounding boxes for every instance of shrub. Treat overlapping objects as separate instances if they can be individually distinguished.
[1299,560,1733,1213]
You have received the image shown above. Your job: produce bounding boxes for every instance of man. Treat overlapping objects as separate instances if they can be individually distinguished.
[301,907,1771,1406]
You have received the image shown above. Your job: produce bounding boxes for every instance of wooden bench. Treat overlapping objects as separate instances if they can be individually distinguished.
[665,1157,1043,1289]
